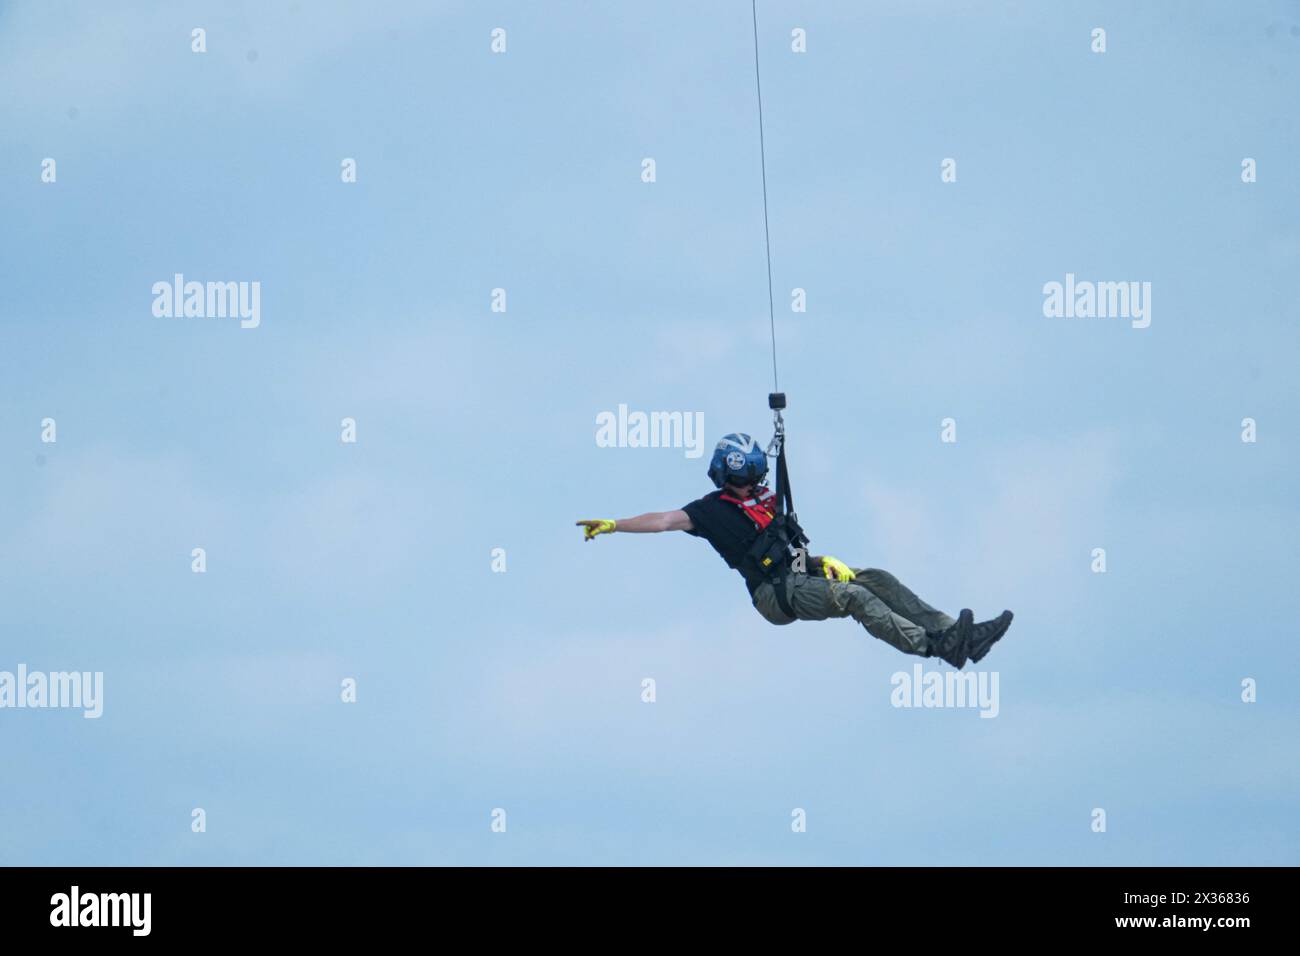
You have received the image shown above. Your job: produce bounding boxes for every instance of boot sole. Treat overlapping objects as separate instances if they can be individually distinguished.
[968,610,1014,664]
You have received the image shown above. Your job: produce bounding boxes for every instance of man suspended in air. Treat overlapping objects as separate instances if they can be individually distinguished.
[577,419,1013,668]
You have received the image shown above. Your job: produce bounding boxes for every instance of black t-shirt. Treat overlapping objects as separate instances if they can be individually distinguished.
[682,490,768,593]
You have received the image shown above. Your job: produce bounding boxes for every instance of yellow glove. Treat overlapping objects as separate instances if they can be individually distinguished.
[576,519,617,542]
[820,556,856,583]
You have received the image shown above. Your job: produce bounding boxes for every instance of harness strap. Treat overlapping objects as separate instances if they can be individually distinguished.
[723,395,810,621]
[767,407,807,619]
[722,484,800,619]
[719,487,777,530]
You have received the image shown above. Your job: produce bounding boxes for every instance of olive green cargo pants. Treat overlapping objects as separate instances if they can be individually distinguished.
[751,567,956,657]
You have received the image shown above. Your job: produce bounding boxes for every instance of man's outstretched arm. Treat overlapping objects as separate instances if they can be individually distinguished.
[576,510,692,540]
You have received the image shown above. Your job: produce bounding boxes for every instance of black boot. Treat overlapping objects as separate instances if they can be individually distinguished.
[925,609,973,669]
[968,610,1014,664]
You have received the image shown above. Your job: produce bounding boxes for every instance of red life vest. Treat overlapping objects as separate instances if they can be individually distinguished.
[719,486,777,530]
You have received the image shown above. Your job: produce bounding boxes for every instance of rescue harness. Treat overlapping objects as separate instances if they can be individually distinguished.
[723,393,810,618]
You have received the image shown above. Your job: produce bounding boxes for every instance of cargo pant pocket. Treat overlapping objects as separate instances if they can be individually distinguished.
[751,580,796,625]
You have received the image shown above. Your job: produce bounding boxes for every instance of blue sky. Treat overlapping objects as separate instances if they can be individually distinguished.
[1,0,1297,865]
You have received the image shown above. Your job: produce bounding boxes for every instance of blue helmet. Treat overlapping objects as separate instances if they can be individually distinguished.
[707,433,768,489]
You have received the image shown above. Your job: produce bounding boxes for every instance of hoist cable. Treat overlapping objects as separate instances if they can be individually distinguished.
[750,0,779,394]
